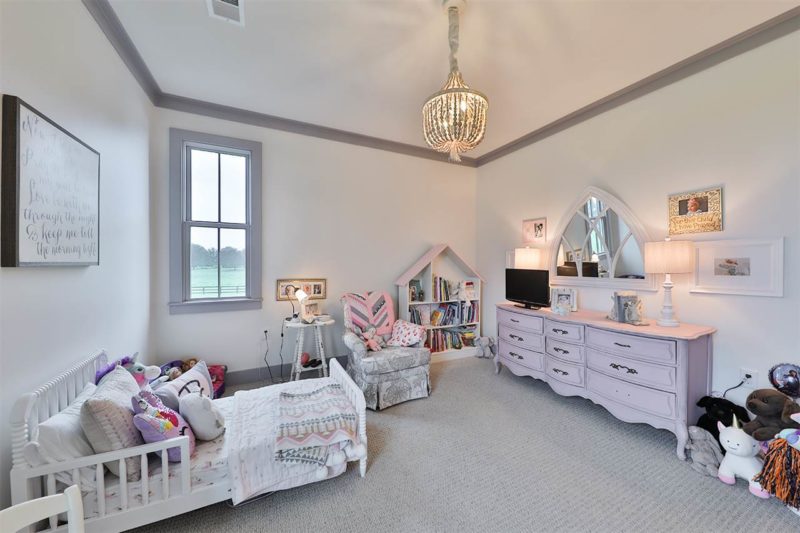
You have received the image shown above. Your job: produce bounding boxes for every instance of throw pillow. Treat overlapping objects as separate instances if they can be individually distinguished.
[153,360,214,412]
[386,319,427,347]
[179,392,226,441]
[132,391,195,461]
[341,291,396,336]
[24,382,98,488]
[80,367,143,480]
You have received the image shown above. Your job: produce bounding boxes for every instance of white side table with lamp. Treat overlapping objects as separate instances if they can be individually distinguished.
[285,317,335,381]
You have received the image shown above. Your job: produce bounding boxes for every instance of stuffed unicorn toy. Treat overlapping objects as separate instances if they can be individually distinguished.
[717,415,770,498]
[96,352,161,389]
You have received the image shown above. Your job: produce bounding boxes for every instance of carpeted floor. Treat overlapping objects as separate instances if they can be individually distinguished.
[131,358,798,532]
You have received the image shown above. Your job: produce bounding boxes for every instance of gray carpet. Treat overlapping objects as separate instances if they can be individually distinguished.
[131,358,798,532]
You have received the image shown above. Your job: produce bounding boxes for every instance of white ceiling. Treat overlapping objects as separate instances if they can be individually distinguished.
[109,0,797,157]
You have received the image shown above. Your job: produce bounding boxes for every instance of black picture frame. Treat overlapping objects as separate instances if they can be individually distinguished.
[2,95,101,266]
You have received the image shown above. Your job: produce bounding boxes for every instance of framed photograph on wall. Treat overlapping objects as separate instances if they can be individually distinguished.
[276,278,327,301]
[550,287,577,311]
[2,95,100,266]
[523,217,546,245]
[668,187,722,235]
[691,238,783,297]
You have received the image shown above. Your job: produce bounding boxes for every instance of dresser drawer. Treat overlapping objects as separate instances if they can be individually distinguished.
[544,319,584,342]
[587,370,677,419]
[498,324,544,352]
[545,337,585,364]
[545,355,585,388]
[497,309,543,334]
[498,341,544,372]
[586,327,676,365]
[586,348,677,392]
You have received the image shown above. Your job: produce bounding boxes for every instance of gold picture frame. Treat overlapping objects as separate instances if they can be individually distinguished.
[276,278,327,301]
[668,187,723,235]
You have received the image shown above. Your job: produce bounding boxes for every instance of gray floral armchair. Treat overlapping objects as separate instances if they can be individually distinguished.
[341,292,431,410]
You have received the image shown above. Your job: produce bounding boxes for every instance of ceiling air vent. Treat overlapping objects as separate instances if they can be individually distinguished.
[207,0,244,26]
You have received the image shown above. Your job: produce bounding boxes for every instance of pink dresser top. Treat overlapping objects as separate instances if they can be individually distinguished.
[496,303,716,341]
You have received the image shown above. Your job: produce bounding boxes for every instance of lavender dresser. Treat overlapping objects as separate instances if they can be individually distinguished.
[495,303,716,459]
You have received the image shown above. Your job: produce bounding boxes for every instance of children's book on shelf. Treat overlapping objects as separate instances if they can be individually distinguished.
[428,325,477,353]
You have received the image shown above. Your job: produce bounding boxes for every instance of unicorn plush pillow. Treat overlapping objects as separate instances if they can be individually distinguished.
[132,391,195,462]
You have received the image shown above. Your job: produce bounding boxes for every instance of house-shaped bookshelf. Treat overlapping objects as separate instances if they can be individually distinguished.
[395,244,483,359]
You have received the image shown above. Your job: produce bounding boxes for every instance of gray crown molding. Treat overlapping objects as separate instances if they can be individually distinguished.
[82,0,161,103]
[84,0,799,168]
[157,93,478,166]
[474,6,800,167]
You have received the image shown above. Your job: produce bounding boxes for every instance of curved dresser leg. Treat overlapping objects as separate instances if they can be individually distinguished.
[675,424,688,460]
[493,355,501,374]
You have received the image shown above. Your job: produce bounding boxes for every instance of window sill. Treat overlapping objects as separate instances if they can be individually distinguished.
[169,298,262,314]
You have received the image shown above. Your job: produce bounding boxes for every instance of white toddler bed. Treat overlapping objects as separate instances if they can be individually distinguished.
[10,352,367,533]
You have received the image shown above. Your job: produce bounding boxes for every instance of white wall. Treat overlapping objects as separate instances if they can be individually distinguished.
[476,30,800,407]
[0,1,152,508]
[149,109,477,373]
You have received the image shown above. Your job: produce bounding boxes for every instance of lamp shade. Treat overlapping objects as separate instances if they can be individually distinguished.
[644,240,695,274]
[514,248,542,270]
[294,289,309,304]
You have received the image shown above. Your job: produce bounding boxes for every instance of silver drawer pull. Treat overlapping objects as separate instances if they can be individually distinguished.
[552,368,569,376]
[552,328,568,335]
[509,334,525,341]
[609,363,638,375]
[510,318,520,323]
[508,351,523,360]
[613,342,631,348]
[554,347,569,355]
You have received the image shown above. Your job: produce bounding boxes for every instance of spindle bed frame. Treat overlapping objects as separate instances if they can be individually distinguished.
[10,351,367,532]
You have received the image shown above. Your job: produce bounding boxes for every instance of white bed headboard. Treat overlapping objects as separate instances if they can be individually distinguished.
[10,350,108,469]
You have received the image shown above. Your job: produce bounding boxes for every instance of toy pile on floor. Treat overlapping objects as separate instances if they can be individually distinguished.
[160,358,228,398]
[686,364,800,518]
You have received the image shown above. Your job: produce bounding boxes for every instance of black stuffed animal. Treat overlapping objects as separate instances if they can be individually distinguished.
[696,396,751,452]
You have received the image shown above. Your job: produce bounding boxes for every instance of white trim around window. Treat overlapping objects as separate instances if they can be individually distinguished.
[169,128,262,313]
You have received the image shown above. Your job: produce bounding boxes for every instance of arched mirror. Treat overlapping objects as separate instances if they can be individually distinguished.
[549,187,656,290]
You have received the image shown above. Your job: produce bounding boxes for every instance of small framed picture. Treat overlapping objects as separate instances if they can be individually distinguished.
[550,287,577,311]
[668,187,723,235]
[691,238,783,297]
[523,217,547,245]
[409,279,424,302]
[276,278,327,301]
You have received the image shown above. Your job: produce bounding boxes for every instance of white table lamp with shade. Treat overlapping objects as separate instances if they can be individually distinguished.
[644,239,695,327]
[514,247,543,270]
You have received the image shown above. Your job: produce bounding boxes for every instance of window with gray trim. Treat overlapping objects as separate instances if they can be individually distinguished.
[169,129,262,313]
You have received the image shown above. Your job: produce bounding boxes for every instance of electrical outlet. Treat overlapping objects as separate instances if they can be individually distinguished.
[740,368,758,388]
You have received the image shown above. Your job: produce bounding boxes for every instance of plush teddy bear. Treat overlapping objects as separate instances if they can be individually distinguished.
[360,327,384,352]
[686,426,723,477]
[743,389,800,441]
[181,358,199,373]
[696,396,751,451]
[475,337,496,359]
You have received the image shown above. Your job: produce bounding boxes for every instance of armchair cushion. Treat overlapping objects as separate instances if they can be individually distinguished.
[386,319,427,347]
[341,291,395,336]
[359,346,431,375]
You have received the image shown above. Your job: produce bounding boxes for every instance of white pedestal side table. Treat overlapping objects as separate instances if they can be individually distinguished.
[285,318,335,381]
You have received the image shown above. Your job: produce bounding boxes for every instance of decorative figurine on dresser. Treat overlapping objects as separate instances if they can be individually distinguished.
[494,303,715,459]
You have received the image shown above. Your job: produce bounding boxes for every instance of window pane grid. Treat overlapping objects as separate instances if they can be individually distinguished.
[185,143,250,302]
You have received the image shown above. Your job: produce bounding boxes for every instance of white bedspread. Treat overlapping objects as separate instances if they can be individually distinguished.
[227,378,348,504]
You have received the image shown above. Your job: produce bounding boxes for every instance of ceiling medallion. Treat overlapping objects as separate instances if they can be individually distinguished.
[422,3,488,163]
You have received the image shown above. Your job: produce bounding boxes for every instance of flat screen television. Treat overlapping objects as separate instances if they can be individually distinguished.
[506,268,550,309]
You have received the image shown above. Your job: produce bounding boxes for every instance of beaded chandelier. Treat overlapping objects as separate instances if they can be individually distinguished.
[422,5,488,163]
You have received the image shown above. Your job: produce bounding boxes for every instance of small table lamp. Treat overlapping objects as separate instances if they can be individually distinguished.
[514,247,543,270]
[644,239,695,327]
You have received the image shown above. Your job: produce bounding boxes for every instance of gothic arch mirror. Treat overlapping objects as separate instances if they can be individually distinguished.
[549,187,657,291]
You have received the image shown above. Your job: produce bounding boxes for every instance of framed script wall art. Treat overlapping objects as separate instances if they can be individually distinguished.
[668,187,722,235]
[2,95,100,266]
[691,238,783,297]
